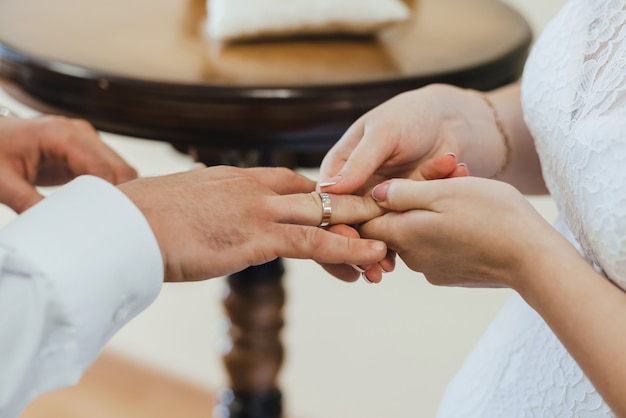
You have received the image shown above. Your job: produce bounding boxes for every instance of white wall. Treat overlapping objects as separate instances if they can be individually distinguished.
[0,1,567,417]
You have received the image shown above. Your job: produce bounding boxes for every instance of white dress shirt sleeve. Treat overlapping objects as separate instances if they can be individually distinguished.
[0,175,163,418]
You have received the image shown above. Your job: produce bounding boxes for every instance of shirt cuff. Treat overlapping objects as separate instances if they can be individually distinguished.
[0,175,164,369]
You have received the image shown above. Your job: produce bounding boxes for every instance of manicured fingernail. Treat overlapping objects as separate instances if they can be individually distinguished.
[372,182,390,202]
[445,152,457,158]
[362,273,375,284]
[457,162,467,168]
[371,241,386,253]
[350,264,366,273]
[319,175,343,188]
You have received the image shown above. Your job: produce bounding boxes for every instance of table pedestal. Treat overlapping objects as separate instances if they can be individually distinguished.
[218,260,285,418]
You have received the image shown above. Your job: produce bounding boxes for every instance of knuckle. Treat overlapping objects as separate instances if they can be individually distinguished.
[45,116,76,143]
[300,227,326,255]
[48,115,73,131]
[307,190,321,207]
[120,165,138,181]
[71,118,94,132]
[273,166,293,178]
[88,162,115,179]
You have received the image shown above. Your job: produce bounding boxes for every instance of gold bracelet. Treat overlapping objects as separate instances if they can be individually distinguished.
[0,105,18,118]
[478,93,511,179]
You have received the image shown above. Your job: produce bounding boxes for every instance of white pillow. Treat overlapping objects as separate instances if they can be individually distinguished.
[206,0,411,42]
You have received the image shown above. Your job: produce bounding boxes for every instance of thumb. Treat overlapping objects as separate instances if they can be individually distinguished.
[0,170,45,213]
[371,178,454,212]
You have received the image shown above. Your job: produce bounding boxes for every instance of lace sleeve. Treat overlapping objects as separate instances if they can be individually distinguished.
[561,114,626,290]
[522,0,626,290]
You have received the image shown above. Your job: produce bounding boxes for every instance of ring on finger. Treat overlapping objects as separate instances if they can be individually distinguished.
[318,192,332,227]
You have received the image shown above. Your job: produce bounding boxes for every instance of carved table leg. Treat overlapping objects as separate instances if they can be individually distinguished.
[214,259,286,418]
[189,146,295,418]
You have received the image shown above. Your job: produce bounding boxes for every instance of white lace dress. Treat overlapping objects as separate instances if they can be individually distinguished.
[436,0,626,416]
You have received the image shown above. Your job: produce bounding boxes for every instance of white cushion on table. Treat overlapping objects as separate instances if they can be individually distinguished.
[206,0,411,42]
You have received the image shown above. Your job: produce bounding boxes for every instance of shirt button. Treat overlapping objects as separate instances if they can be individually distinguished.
[113,305,130,323]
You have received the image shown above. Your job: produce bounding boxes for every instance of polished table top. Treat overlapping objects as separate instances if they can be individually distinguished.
[0,0,531,151]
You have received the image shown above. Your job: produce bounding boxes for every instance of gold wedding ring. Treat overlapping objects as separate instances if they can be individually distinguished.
[318,192,332,227]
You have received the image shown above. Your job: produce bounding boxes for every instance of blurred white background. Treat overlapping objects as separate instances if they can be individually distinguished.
[0,0,567,417]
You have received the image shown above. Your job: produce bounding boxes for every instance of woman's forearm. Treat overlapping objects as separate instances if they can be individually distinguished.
[518,235,626,415]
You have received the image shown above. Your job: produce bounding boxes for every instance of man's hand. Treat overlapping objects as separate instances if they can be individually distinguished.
[118,166,388,282]
[0,115,137,213]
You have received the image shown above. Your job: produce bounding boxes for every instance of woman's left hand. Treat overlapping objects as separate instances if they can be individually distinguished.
[360,177,563,290]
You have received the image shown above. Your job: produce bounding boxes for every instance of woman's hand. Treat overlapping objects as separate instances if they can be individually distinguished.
[0,115,137,212]
[318,84,504,196]
[318,152,469,285]
[359,177,564,290]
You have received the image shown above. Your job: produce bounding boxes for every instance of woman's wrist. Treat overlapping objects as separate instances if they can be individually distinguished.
[475,92,512,179]
[462,88,513,178]
[439,86,511,178]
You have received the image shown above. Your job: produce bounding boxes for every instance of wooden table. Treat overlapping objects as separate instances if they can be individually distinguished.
[0,1,531,417]
[0,0,531,158]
